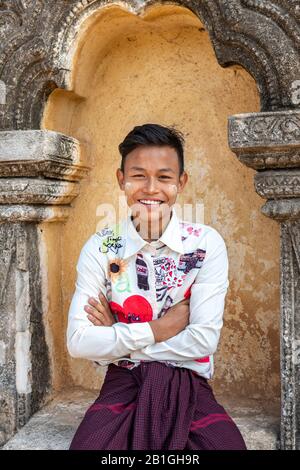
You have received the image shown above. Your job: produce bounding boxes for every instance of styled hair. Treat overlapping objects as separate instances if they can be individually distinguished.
[118,123,185,175]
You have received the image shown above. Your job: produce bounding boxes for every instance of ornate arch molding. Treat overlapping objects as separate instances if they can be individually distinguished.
[0,0,299,450]
[0,0,299,131]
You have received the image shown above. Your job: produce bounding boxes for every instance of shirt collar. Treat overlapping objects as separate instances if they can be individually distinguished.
[122,207,184,259]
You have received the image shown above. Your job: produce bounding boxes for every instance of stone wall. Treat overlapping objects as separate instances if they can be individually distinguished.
[0,0,299,449]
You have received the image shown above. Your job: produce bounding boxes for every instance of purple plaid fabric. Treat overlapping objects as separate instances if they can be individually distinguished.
[69,361,247,450]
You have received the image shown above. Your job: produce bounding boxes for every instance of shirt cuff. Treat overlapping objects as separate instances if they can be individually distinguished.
[114,321,156,350]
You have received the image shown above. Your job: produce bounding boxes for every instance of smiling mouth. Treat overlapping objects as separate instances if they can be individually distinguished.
[138,199,164,206]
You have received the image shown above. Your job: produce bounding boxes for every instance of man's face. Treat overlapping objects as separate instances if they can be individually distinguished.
[116,145,188,235]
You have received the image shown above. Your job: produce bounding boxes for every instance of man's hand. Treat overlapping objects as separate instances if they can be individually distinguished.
[148,298,190,343]
[84,292,116,326]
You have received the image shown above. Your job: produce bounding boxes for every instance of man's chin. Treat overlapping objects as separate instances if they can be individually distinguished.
[133,208,171,222]
[131,202,171,216]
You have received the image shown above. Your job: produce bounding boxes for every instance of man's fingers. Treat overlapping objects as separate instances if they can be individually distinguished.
[98,293,116,323]
[99,292,110,308]
[84,305,104,322]
[87,295,116,325]
[87,314,104,326]
[88,297,105,312]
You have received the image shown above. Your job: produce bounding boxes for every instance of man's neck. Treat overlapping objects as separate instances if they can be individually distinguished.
[131,211,172,242]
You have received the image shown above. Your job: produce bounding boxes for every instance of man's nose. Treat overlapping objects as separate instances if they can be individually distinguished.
[144,177,159,193]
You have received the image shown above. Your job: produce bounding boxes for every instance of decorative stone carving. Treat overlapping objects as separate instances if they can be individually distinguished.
[0,0,299,131]
[0,129,88,444]
[0,130,89,180]
[0,223,51,445]
[0,130,89,222]
[228,111,300,170]
[254,170,300,199]
[228,110,300,450]
[0,0,299,450]
[280,221,300,450]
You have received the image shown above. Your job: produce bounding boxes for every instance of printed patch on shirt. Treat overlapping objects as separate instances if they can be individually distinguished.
[186,226,202,237]
[180,222,202,239]
[108,259,131,292]
[96,227,115,238]
[97,224,124,255]
[153,257,185,301]
[104,278,112,301]
[195,356,210,363]
[109,295,153,323]
[108,258,127,282]
[178,249,206,275]
[135,253,149,291]
[157,295,174,318]
[184,284,193,299]
[100,234,123,254]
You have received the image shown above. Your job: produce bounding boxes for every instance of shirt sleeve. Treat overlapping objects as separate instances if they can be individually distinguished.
[66,234,155,362]
[130,228,229,362]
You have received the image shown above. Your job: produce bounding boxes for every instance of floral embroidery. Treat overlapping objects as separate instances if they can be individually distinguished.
[187,226,202,237]
[180,223,202,239]
[108,258,127,282]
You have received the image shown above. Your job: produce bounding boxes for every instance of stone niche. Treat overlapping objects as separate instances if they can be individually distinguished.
[3,0,300,450]
[41,4,280,407]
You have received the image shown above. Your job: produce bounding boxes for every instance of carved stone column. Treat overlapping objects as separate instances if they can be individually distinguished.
[0,130,89,445]
[229,110,300,450]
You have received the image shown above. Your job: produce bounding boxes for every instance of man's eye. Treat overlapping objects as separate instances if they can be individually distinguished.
[132,174,145,177]
[159,175,172,179]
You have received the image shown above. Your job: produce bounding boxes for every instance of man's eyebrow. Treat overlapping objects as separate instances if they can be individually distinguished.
[158,168,175,173]
[129,166,146,171]
[128,166,175,173]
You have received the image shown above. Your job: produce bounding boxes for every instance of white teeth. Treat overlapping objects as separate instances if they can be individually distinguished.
[139,200,161,205]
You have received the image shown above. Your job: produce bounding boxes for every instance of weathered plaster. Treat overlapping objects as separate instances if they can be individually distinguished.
[1,0,299,450]
[40,4,280,402]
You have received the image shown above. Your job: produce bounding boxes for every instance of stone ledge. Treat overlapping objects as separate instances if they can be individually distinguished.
[1,387,280,450]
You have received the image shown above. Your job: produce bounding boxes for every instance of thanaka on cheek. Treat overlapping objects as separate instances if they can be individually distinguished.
[124,182,133,191]
[168,184,178,195]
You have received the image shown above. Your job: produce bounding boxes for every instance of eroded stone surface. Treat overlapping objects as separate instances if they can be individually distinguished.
[1,388,280,450]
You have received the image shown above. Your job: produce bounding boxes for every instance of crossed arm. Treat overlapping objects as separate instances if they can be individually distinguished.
[67,229,229,363]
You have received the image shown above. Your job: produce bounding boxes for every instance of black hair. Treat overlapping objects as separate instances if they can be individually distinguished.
[118,123,185,175]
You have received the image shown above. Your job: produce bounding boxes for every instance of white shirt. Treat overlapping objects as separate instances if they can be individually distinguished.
[66,208,229,379]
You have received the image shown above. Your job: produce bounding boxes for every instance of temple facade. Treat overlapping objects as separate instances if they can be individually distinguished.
[0,0,299,450]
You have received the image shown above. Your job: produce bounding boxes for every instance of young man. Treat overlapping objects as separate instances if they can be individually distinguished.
[67,124,247,450]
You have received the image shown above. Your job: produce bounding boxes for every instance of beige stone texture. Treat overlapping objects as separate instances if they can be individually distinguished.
[40,4,279,406]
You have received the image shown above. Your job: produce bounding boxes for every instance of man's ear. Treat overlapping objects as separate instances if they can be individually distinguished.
[116,168,125,190]
[177,171,188,193]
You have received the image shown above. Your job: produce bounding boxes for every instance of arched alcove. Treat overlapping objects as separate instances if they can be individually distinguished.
[40,3,280,413]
